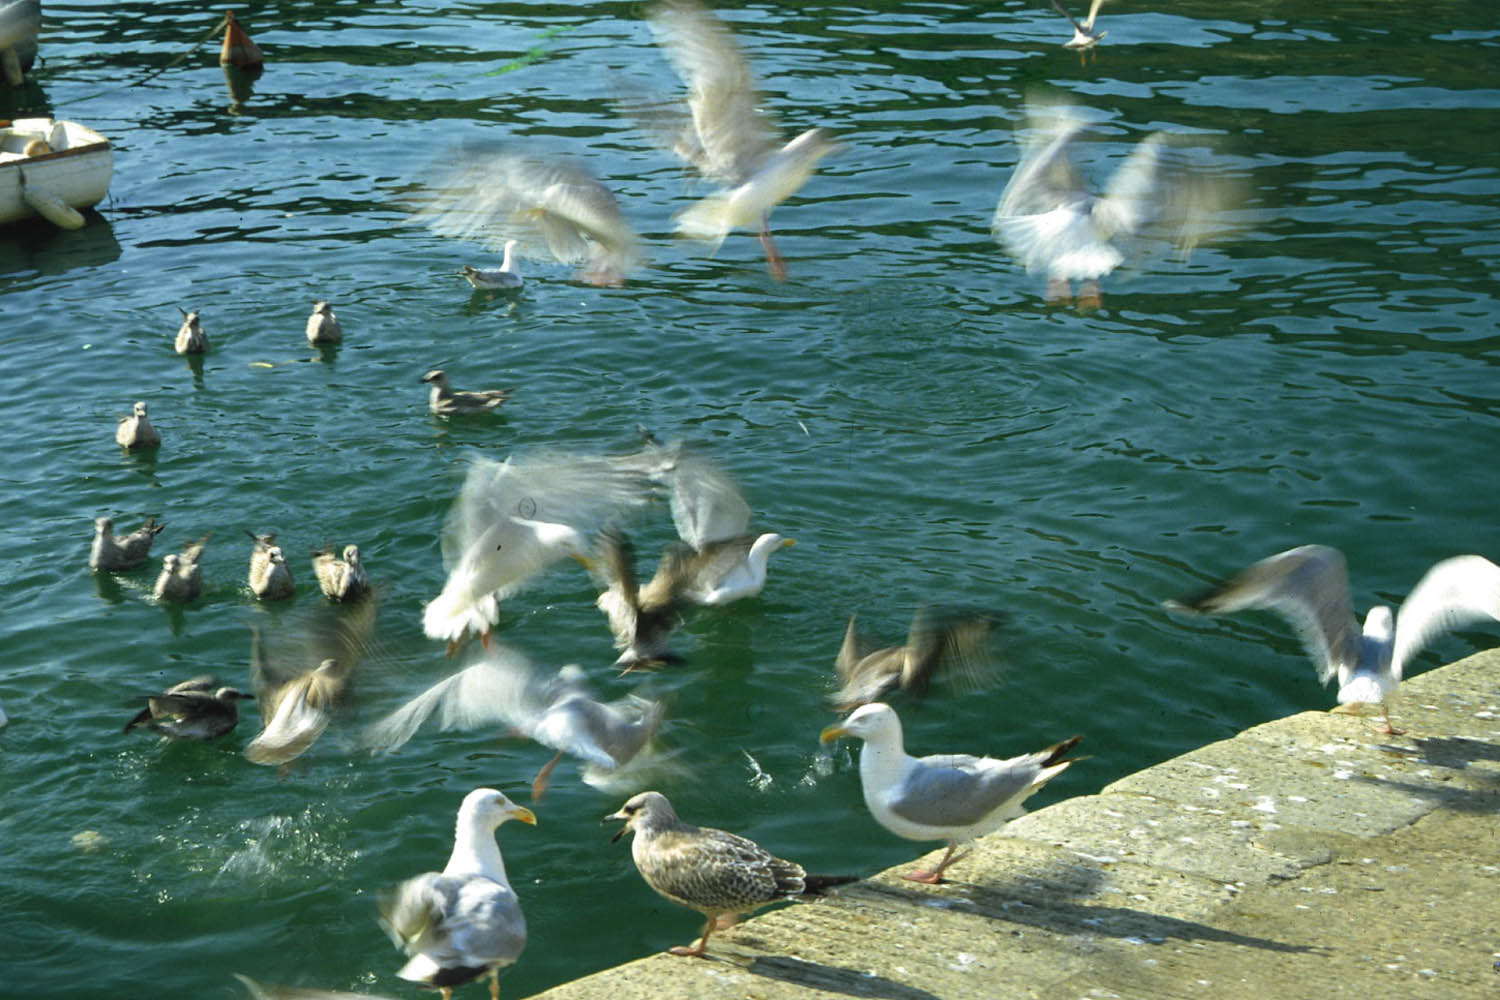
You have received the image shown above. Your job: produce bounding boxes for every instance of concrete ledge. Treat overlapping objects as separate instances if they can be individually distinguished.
[530,651,1500,999]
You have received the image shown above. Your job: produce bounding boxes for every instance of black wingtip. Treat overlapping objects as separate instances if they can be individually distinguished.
[801,873,861,897]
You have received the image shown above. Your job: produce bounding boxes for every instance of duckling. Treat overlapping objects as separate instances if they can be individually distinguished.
[174,308,208,355]
[124,675,254,740]
[115,401,161,449]
[246,530,294,600]
[90,515,165,573]
[305,300,343,345]
[312,543,371,602]
[421,369,510,416]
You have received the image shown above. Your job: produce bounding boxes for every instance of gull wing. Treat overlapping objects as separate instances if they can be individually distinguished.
[661,447,751,549]
[1392,555,1500,681]
[362,650,544,753]
[1167,544,1361,686]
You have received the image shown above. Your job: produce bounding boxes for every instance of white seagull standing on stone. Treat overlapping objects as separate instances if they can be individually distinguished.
[1165,544,1500,735]
[379,788,534,1000]
[821,703,1082,883]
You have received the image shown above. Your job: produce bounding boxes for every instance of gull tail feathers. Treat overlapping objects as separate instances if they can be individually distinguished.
[422,585,499,643]
[674,195,741,247]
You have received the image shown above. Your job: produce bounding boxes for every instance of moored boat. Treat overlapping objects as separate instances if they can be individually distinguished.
[0,118,112,229]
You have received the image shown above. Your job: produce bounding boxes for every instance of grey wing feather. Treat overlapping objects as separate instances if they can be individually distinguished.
[1392,555,1500,681]
[663,449,751,549]
[1168,544,1361,686]
[362,650,543,753]
[889,755,1040,829]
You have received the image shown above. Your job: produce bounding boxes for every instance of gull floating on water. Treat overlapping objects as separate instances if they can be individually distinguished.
[1165,544,1500,735]
[993,95,1235,309]
[364,649,663,799]
[1049,0,1106,52]
[115,401,161,449]
[305,300,343,345]
[831,606,1001,712]
[417,144,642,287]
[153,535,208,603]
[822,703,1082,883]
[639,0,838,280]
[174,307,208,354]
[312,543,370,603]
[423,452,653,650]
[605,790,852,957]
[246,530,294,600]
[379,788,534,1000]
[458,240,523,291]
[124,675,253,740]
[422,370,511,417]
[91,515,165,572]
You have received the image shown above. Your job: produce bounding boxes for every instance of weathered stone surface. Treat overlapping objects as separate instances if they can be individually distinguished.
[529,650,1500,1000]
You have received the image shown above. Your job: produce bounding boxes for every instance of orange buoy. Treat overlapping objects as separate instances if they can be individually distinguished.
[220,11,264,68]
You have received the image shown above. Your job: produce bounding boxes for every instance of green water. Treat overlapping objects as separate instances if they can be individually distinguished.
[1,2,1497,997]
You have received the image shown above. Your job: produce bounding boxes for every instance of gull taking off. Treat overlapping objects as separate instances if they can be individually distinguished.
[831,606,1000,712]
[91,515,165,572]
[115,401,161,449]
[1165,545,1500,735]
[1049,0,1106,53]
[124,675,254,740]
[417,145,642,287]
[174,308,208,354]
[641,0,838,280]
[822,703,1082,883]
[379,788,534,1000]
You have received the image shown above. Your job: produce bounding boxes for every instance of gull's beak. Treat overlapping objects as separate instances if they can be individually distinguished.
[819,724,848,745]
[781,538,797,549]
[603,808,629,843]
[510,805,538,826]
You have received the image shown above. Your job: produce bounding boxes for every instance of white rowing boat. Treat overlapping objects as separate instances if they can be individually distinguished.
[0,118,113,229]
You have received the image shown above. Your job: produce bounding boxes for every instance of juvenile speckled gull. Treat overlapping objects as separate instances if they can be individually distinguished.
[246,530,294,600]
[822,702,1082,883]
[363,648,662,798]
[174,307,207,354]
[422,452,653,650]
[417,145,642,287]
[1165,544,1500,735]
[641,0,838,279]
[124,675,254,740]
[379,788,534,1000]
[831,605,1000,711]
[153,535,208,603]
[90,515,165,572]
[312,543,370,602]
[422,370,510,417]
[605,790,847,957]
[993,95,1236,309]
[305,300,342,345]
[592,526,689,670]
[115,401,161,449]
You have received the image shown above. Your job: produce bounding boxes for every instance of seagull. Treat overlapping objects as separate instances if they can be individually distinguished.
[90,515,165,572]
[640,0,838,280]
[124,675,254,740]
[247,530,294,600]
[1165,545,1500,735]
[379,788,534,1000]
[605,790,845,957]
[153,535,208,603]
[422,452,653,651]
[174,307,208,354]
[244,657,347,765]
[363,649,663,799]
[305,300,343,345]
[312,544,370,602]
[831,606,1001,712]
[115,401,161,449]
[458,240,523,291]
[416,144,642,287]
[821,703,1082,883]
[993,96,1235,309]
[0,1,41,87]
[1049,0,1106,53]
[422,370,511,417]
[592,526,695,670]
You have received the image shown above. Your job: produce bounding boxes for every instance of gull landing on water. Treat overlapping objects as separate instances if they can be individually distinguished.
[1049,0,1107,56]
[1166,545,1500,736]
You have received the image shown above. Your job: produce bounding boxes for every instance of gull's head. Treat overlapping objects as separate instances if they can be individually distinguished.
[750,533,796,562]
[162,553,180,572]
[266,545,285,565]
[460,787,537,829]
[178,307,200,325]
[604,790,675,843]
[215,686,255,704]
[312,300,332,316]
[421,369,448,387]
[132,401,150,418]
[95,516,114,534]
[821,701,900,745]
[342,544,361,565]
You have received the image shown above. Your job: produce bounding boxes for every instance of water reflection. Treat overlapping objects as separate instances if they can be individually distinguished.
[0,213,121,276]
